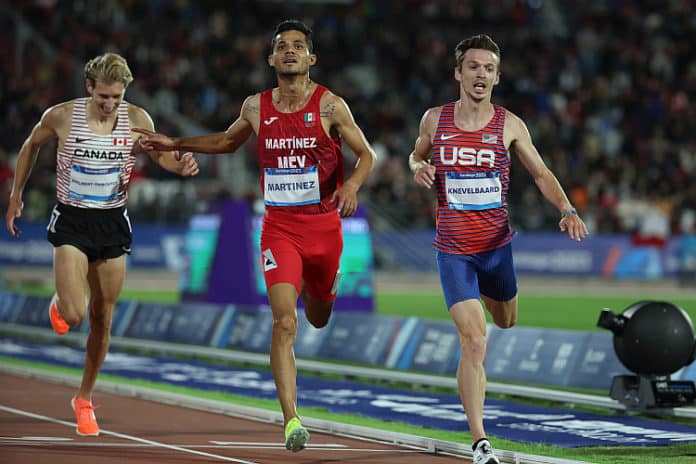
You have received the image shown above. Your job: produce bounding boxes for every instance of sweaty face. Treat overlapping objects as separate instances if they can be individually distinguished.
[87,80,125,117]
[269,30,315,76]
[455,49,500,101]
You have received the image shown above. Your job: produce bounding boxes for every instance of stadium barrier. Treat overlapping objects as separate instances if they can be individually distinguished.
[0,291,649,390]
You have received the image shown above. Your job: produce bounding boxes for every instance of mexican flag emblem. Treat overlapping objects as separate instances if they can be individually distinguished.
[303,112,315,127]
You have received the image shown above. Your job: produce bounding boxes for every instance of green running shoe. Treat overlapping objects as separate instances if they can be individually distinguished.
[284,417,310,452]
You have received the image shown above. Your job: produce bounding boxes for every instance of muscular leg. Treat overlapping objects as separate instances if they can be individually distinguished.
[77,255,125,401]
[268,282,300,426]
[481,294,518,329]
[53,245,90,327]
[301,290,333,329]
[450,298,488,442]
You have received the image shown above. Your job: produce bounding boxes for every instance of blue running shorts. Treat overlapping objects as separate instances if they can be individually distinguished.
[436,243,518,310]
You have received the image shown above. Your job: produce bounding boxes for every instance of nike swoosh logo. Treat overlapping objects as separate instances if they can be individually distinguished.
[440,134,458,141]
[75,137,92,143]
[264,117,279,125]
[122,246,132,253]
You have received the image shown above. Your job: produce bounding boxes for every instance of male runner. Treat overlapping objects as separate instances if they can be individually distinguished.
[408,34,587,464]
[135,20,376,452]
[5,52,199,436]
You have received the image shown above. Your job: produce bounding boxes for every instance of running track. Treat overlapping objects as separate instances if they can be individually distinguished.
[0,374,470,463]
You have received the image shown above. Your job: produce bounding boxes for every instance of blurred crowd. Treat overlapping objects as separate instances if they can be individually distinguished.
[2,0,695,241]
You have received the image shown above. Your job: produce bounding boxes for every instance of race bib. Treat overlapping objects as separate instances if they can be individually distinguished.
[68,165,121,202]
[264,166,320,206]
[445,171,502,211]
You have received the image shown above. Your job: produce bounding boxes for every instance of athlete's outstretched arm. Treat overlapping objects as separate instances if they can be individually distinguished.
[5,105,64,237]
[409,108,438,188]
[508,112,588,241]
[327,95,376,217]
[133,96,255,155]
[130,106,199,176]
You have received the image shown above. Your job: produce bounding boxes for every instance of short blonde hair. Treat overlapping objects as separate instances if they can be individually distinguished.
[84,53,133,87]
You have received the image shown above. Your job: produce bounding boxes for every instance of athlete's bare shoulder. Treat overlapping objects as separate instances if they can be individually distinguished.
[319,89,341,120]
[503,108,529,148]
[420,105,443,137]
[43,100,73,125]
[424,105,443,123]
[40,100,74,138]
[128,103,153,129]
[241,93,260,118]
[238,93,261,132]
[503,108,525,127]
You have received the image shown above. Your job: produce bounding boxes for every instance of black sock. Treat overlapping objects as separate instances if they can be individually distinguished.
[472,437,489,451]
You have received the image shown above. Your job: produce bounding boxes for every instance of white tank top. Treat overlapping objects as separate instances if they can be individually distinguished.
[56,98,134,209]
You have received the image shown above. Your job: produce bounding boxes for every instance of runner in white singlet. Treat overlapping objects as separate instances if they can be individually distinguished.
[4,53,199,437]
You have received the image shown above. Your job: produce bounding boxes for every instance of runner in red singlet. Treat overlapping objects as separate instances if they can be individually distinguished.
[408,35,587,464]
[135,20,376,452]
[4,53,199,437]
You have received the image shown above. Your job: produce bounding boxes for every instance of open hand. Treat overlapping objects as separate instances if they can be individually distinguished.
[560,213,588,242]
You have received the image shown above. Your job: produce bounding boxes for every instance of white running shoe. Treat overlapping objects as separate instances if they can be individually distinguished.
[473,439,500,464]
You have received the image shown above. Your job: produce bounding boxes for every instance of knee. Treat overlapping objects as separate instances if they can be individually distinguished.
[307,315,329,329]
[305,306,331,329]
[493,311,517,329]
[62,311,83,328]
[457,328,487,359]
[273,313,298,339]
[58,300,84,327]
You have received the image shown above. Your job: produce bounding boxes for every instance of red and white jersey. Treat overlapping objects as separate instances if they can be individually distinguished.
[432,102,513,255]
[257,85,343,214]
[56,98,135,209]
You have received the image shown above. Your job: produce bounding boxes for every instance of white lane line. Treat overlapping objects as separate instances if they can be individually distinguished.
[0,404,258,464]
[0,440,425,452]
[210,441,346,447]
[0,436,73,441]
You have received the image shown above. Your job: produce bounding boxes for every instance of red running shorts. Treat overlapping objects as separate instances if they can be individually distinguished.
[260,209,343,301]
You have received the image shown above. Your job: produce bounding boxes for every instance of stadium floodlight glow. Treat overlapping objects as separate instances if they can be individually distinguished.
[597,301,696,410]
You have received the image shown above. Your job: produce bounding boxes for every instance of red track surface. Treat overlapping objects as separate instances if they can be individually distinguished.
[0,373,470,463]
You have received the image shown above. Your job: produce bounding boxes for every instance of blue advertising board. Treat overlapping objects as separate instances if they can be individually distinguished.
[320,313,402,365]
[567,332,632,389]
[224,307,265,351]
[123,302,224,345]
[485,327,591,386]
[0,292,26,323]
[394,320,460,374]
[15,295,51,327]
[0,291,684,391]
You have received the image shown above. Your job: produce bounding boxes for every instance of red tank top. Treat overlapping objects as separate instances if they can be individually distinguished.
[257,84,343,214]
[432,102,513,254]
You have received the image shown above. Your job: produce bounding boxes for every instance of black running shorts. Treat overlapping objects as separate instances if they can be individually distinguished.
[46,203,133,262]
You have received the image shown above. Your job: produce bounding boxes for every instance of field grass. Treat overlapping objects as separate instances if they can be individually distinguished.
[3,355,695,464]
[377,292,696,331]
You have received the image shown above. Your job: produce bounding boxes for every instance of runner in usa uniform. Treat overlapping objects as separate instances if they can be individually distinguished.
[4,53,199,437]
[408,35,587,464]
[135,20,376,452]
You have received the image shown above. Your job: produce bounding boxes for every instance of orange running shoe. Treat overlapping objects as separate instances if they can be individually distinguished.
[48,295,70,335]
[71,397,99,437]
